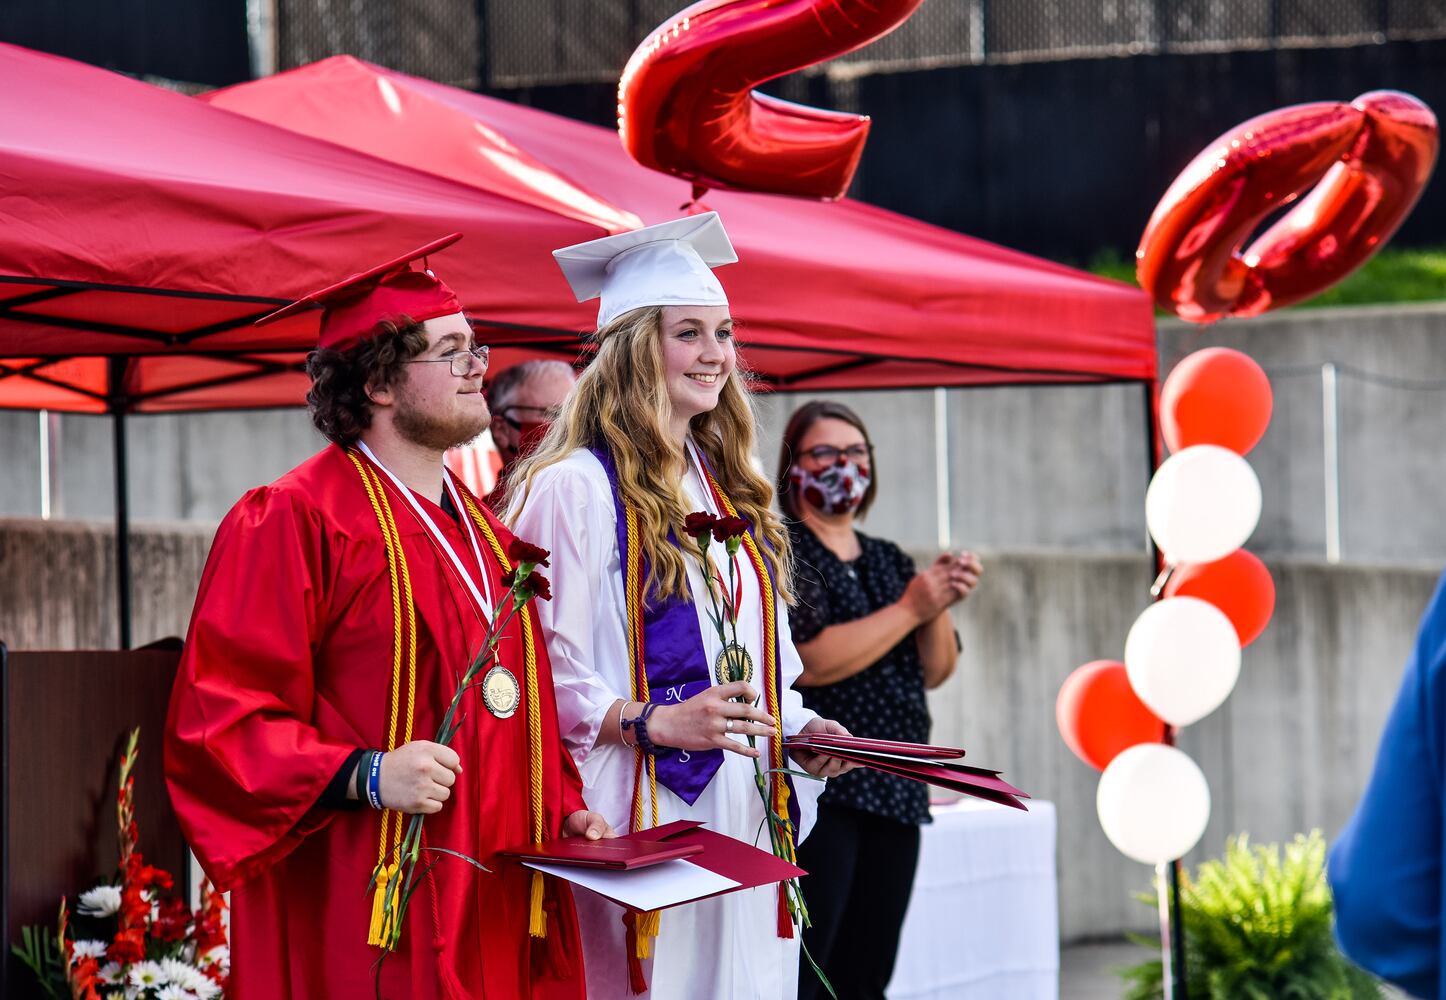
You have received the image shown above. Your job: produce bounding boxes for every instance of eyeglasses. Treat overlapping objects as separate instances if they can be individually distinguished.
[406,344,490,377]
[496,403,563,430]
[799,444,871,464]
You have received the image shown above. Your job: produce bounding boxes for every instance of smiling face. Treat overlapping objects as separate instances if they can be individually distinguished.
[659,304,735,435]
[382,312,491,452]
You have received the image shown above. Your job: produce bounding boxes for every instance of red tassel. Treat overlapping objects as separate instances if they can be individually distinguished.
[777,885,795,939]
[623,911,649,994]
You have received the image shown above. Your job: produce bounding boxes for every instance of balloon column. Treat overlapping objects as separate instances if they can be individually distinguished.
[1056,347,1275,866]
[1137,90,1438,322]
[617,0,927,200]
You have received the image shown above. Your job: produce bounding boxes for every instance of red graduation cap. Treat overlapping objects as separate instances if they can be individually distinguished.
[256,233,465,350]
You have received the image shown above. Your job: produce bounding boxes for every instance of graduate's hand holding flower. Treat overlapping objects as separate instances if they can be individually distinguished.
[379,740,462,815]
[790,717,859,779]
[562,809,616,841]
[648,681,777,758]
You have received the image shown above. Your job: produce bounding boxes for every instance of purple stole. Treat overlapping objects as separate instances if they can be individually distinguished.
[591,445,796,824]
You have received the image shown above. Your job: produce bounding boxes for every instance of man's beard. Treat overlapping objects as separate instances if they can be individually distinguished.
[393,391,490,452]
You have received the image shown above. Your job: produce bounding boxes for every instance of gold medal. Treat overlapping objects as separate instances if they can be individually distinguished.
[481,664,521,719]
[714,641,754,688]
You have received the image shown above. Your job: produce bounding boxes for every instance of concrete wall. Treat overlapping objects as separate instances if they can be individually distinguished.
[3,305,1443,561]
[3,517,1437,942]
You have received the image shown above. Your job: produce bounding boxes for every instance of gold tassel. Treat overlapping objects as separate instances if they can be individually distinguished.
[634,909,660,958]
[529,870,548,938]
[368,863,396,948]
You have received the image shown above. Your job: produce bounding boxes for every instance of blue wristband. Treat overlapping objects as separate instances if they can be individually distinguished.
[367,750,385,810]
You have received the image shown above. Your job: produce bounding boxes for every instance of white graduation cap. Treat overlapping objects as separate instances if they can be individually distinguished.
[552,212,738,329]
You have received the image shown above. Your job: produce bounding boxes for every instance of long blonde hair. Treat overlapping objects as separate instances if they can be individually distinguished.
[507,306,792,602]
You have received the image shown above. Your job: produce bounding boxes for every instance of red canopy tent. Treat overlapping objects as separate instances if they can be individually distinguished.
[0,43,629,643]
[205,57,1157,390]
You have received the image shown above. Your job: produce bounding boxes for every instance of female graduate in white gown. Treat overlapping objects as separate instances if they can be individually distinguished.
[509,213,855,1000]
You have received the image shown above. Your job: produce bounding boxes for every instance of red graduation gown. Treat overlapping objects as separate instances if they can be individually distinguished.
[165,445,588,999]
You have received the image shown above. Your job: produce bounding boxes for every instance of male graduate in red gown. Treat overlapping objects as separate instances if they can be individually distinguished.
[165,235,609,999]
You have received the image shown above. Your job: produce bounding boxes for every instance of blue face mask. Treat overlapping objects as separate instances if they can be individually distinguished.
[789,458,871,515]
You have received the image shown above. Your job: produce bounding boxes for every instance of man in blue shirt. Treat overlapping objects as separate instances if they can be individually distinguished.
[1331,571,1446,998]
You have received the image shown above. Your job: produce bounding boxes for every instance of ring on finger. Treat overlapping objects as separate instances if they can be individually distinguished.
[725,718,734,734]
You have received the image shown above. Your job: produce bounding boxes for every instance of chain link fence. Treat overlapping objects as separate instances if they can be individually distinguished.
[274,0,1446,89]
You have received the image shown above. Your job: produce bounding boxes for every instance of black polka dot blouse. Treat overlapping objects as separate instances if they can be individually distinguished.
[788,523,933,826]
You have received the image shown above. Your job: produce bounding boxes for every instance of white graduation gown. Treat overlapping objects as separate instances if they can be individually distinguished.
[511,444,822,1000]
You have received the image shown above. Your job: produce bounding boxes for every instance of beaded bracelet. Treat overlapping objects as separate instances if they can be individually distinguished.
[366,750,385,810]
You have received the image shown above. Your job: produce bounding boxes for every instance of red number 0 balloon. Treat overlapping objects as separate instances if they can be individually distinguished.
[1137,90,1438,323]
[618,0,926,201]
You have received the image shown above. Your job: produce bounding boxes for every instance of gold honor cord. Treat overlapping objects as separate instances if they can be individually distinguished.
[346,451,419,947]
[620,505,663,958]
[458,490,550,939]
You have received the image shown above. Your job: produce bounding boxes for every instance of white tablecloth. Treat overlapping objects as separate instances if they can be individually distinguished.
[887,799,1058,1000]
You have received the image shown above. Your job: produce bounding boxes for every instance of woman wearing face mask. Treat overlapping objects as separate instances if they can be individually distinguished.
[508,214,856,1000]
[777,400,983,1000]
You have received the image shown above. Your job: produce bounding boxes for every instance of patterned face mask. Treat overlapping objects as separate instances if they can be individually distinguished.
[790,458,871,515]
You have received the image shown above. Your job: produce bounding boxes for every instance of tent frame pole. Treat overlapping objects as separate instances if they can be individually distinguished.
[1142,379,1188,999]
[110,357,132,650]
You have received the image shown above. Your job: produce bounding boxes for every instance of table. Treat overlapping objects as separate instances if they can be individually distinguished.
[887,799,1058,1000]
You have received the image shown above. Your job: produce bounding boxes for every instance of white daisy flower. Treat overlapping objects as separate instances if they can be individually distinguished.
[97,961,124,984]
[156,987,198,1000]
[127,960,166,988]
[159,959,212,994]
[198,945,229,971]
[76,885,122,917]
[71,939,108,959]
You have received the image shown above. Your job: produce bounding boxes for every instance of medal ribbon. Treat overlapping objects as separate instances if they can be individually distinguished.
[356,440,494,622]
[346,448,550,942]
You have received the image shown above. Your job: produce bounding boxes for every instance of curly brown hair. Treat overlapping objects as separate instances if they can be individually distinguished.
[305,318,429,447]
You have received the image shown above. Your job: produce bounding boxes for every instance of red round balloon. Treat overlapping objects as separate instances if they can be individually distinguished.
[1163,550,1276,647]
[1137,90,1438,322]
[617,0,927,200]
[1160,347,1273,455]
[1056,660,1166,772]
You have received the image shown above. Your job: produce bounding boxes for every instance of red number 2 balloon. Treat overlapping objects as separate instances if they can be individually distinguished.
[618,0,926,201]
[1138,90,1438,323]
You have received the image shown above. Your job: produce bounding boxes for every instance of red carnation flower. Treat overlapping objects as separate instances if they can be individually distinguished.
[525,572,553,602]
[507,538,551,568]
[501,568,518,588]
[711,515,751,542]
[684,512,717,539]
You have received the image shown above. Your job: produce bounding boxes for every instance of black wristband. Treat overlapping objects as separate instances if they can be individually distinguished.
[318,748,367,811]
[355,750,376,805]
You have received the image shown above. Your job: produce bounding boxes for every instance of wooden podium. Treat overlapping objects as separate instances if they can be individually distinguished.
[1,641,188,995]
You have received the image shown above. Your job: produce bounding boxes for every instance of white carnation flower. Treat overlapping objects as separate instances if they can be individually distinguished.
[72,939,108,959]
[77,885,122,917]
[127,960,166,988]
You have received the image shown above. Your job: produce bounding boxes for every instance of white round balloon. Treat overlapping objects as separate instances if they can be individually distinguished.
[1125,596,1241,726]
[1097,744,1211,865]
[1146,445,1262,564]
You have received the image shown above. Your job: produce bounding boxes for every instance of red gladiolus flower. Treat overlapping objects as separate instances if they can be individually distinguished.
[108,927,146,965]
[507,538,551,568]
[712,515,751,542]
[684,512,717,539]
[153,896,190,942]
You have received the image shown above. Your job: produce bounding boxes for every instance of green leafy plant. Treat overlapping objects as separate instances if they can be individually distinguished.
[1119,831,1381,1000]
